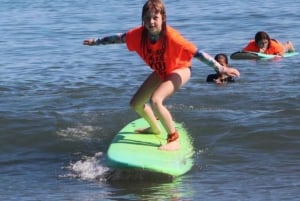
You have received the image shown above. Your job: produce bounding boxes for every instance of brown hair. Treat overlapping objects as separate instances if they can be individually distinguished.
[214,53,228,65]
[141,0,167,57]
[255,31,271,48]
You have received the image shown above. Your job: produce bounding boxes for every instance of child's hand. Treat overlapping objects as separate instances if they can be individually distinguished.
[214,78,223,85]
[83,39,95,46]
[223,67,240,77]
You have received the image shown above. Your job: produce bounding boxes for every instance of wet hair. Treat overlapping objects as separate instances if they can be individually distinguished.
[141,0,167,57]
[214,53,228,65]
[254,31,271,48]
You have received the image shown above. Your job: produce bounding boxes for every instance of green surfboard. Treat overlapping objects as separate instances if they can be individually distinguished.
[230,51,299,60]
[106,118,194,177]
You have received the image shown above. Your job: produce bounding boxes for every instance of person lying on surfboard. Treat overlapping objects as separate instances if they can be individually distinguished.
[243,31,295,56]
[206,53,235,84]
[83,0,240,151]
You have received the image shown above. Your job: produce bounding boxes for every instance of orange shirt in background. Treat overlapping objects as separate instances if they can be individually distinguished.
[126,25,197,79]
[243,39,283,55]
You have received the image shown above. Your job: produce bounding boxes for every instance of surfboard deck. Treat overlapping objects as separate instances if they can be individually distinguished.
[106,118,194,177]
[230,51,299,60]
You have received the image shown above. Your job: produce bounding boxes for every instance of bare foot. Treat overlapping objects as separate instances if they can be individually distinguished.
[288,41,295,52]
[284,41,295,52]
[135,127,160,135]
[158,139,180,151]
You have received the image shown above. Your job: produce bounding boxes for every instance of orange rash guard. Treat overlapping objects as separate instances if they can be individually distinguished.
[125,25,197,80]
[243,39,283,55]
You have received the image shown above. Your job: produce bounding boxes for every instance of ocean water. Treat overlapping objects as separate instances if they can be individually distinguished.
[1,0,300,200]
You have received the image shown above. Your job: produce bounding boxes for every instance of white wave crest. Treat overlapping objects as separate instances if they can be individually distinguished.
[64,152,111,181]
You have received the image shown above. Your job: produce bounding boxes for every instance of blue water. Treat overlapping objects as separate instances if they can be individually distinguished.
[1,0,300,200]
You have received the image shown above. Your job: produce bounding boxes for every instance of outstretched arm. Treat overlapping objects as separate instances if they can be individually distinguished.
[83,33,126,46]
[194,50,240,77]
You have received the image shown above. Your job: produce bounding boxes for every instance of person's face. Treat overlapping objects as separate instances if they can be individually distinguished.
[143,11,163,35]
[216,56,227,66]
[257,39,269,49]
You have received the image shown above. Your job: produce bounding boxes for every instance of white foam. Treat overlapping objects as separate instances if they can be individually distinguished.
[65,152,110,181]
[56,125,102,140]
